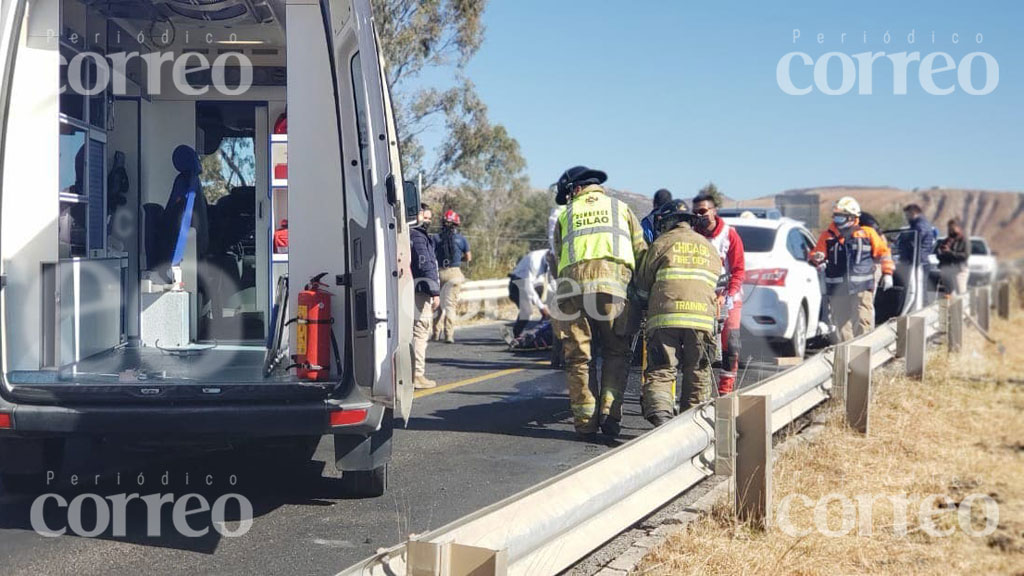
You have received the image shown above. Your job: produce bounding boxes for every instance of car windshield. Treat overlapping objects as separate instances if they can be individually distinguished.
[971,239,988,255]
[732,226,777,253]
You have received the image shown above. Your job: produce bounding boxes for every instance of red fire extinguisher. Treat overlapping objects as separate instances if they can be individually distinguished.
[294,273,333,381]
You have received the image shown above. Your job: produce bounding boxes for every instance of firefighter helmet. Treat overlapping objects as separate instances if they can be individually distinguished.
[443,210,461,226]
[834,196,862,217]
[653,199,692,237]
[555,165,608,206]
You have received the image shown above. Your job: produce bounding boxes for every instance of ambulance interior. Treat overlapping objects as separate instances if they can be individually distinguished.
[3,0,309,385]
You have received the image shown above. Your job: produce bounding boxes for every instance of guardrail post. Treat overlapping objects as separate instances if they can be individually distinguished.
[948,297,964,353]
[735,394,772,529]
[978,287,991,332]
[846,345,872,434]
[997,281,1010,320]
[408,540,508,576]
[409,539,447,576]
[895,317,908,359]
[832,344,849,402]
[450,544,508,576]
[714,394,738,477]
[906,316,927,381]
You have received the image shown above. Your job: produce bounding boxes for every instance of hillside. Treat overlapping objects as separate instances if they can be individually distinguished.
[735,186,1024,260]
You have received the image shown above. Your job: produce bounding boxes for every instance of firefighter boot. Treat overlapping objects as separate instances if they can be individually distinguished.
[647,411,673,427]
[566,363,598,436]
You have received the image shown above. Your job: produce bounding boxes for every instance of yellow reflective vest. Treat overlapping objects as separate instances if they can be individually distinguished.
[557,188,636,274]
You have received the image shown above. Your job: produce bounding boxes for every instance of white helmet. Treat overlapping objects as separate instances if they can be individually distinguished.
[834,196,861,217]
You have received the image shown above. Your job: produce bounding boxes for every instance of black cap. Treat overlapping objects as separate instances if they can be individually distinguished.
[555,165,608,205]
[653,188,673,209]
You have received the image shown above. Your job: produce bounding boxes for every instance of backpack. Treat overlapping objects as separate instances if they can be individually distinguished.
[437,226,459,268]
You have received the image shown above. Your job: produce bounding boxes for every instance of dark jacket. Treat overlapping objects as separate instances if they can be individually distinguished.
[936,234,969,268]
[900,216,937,268]
[410,225,440,296]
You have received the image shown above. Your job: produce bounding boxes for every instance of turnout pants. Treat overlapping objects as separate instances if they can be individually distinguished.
[830,289,874,343]
[434,267,465,341]
[412,292,434,378]
[553,294,631,434]
[643,328,714,417]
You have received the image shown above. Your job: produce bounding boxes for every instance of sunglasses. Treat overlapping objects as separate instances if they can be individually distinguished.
[694,208,713,216]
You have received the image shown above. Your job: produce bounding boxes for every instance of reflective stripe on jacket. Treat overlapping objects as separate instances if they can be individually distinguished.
[634,223,723,333]
[558,187,636,274]
[813,222,893,295]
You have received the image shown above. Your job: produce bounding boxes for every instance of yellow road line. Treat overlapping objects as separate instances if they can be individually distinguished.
[414,360,551,399]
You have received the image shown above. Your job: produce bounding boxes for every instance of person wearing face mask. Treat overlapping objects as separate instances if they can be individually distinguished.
[409,203,441,389]
[690,193,745,395]
[936,218,970,296]
[810,197,895,342]
[897,203,937,310]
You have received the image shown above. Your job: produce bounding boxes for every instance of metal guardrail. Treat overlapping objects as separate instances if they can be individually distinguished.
[458,279,510,304]
[339,283,1002,576]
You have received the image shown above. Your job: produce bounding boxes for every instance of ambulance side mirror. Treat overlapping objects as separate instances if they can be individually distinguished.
[403,180,420,221]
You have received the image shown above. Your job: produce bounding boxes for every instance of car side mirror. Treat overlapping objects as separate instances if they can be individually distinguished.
[403,180,420,222]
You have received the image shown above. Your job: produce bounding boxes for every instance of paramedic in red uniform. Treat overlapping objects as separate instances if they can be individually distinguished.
[691,193,745,395]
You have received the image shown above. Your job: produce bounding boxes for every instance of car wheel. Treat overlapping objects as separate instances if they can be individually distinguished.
[782,306,807,358]
[341,463,388,498]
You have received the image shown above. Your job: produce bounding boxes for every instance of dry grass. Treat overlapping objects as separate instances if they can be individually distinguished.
[635,314,1024,576]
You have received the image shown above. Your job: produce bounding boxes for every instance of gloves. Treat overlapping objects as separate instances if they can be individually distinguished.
[881,275,894,292]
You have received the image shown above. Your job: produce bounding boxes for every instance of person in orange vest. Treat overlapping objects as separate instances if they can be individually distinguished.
[273,219,289,254]
[810,197,894,342]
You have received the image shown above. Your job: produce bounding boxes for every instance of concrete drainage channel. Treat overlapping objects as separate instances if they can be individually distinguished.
[337,281,1016,576]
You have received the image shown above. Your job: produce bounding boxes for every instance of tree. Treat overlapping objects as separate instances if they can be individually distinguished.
[698,181,724,207]
[373,0,535,279]
[372,0,495,186]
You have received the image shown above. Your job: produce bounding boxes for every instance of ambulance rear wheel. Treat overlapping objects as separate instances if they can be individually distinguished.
[342,464,388,498]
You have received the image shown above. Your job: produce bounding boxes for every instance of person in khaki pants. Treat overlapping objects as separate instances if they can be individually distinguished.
[432,210,471,343]
[410,205,440,389]
[810,197,894,342]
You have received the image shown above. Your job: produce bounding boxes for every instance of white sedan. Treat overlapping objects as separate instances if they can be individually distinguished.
[726,217,827,358]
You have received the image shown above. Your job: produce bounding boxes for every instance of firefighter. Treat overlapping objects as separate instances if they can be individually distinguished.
[635,200,722,426]
[691,193,745,394]
[551,165,647,439]
[810,196,895,342]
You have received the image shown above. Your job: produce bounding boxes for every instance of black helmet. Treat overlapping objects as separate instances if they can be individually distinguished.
[555,165,607,205]
[653,199,692,238]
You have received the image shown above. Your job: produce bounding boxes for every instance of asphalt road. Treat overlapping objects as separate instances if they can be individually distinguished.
[0,322,791,576]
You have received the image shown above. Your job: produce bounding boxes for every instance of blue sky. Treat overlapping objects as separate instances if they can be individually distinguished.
[417,0,1023,201]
